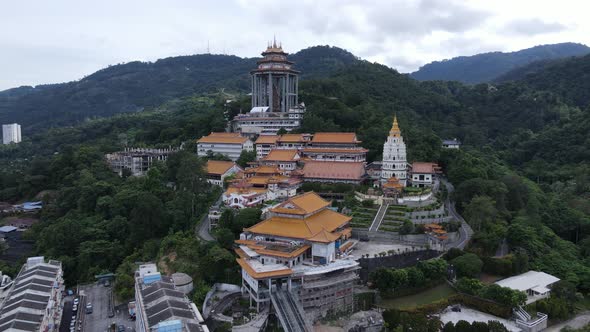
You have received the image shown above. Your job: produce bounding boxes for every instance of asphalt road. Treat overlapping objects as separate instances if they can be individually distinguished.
[59,296,74,332]
[80,283,134,332]
[197,193,223,242]
[442,178,473,249]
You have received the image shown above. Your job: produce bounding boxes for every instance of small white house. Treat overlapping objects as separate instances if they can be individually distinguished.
[442,138,461,149]
[495,271,560,304]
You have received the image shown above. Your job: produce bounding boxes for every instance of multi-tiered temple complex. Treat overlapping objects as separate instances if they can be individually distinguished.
[233,41,305,135]
[235,192,358,326]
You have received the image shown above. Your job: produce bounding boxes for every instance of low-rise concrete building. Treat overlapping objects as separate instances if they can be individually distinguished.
[197,133,253,161]
[495,271,560,304]
[409,162,441,188]
[134,264,208,332]
[106,147,179,176]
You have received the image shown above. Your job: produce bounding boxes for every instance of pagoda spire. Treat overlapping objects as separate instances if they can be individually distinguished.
[389,115,401,137]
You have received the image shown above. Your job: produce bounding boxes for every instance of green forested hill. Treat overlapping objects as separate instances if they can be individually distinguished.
[0,46,357,131]
[500,54,590,108]
[1,45,590,302]
[410,42,590,84]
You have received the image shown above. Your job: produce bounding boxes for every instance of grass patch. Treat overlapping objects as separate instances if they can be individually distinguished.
[379,283,457,310]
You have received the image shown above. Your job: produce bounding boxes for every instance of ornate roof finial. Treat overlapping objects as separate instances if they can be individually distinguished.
[389,114,401,137]
[273,35,277,48]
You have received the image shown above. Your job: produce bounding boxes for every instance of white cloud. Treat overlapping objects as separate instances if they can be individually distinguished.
[0,0,589,89]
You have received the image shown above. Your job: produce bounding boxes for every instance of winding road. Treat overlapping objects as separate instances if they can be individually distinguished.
[196,194,223,242]
[441,178,473,249]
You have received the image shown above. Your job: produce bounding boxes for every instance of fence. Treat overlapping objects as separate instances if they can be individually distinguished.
[358,249,442,283]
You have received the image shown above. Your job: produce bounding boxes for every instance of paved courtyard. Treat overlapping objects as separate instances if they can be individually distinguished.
[350,240,423,258]
[438,306,521,332]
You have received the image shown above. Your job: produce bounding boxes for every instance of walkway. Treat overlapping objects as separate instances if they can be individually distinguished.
[369,202,389,232]
[544,311,590,332]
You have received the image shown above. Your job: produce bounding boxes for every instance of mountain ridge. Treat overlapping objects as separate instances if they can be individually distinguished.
[0,45,358,131]
[410,42,590,84]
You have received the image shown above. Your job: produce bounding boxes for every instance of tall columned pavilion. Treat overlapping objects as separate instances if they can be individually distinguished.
[251,39,299,113]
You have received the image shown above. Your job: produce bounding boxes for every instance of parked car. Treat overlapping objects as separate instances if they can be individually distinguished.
[104,280,111,287]
[86,303,93,314]
[118,325,125,332]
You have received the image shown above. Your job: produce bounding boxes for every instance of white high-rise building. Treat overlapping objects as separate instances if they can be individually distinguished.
[2,123,21,144]
[381,116,407,185]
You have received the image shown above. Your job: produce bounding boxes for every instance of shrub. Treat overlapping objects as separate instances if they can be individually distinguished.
[451,253,483,278]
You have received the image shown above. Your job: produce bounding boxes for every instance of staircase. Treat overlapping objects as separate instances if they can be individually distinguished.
[369,202,389,232]
[270,289,311,332]
[514,306,532,321]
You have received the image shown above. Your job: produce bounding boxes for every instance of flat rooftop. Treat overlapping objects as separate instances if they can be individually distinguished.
[495,271,560,292]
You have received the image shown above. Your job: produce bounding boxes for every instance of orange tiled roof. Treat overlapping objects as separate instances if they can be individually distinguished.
[235,247,248,259]
[303,161,365,180]
[278,134,308,143]
[198,132,249,144]
[246,208,351,241]
[270,192,330,215]
[311,132,360,144]
[236,258,293,279]
[245,165,281,175]
[339,241,353,252]
[411,162,440,174]
[255,245,311,258]
[425,223,443,229]
[383,177,403,189]
[248,176,272,185]
[206,160,238,175]
[255,135,280,144]
[263,149,300,162]
[308,229,341,243]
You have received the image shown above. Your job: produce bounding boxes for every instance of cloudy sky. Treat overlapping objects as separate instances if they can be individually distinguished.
[1,0,588,90]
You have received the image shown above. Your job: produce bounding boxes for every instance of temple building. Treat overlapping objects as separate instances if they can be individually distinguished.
[197,132,254,161]
[301,132,367,163]
[302,161,366,184]
[260,149,301,174]
[235,192,358,325]
[223,165,301,209]
[232,41,306,135]
[276,133,312,149]
[254,135,280,160]
[204,160,242,187]
[381,116,407,185]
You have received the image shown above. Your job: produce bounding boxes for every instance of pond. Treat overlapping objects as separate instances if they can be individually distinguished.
[378,283,456,309]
